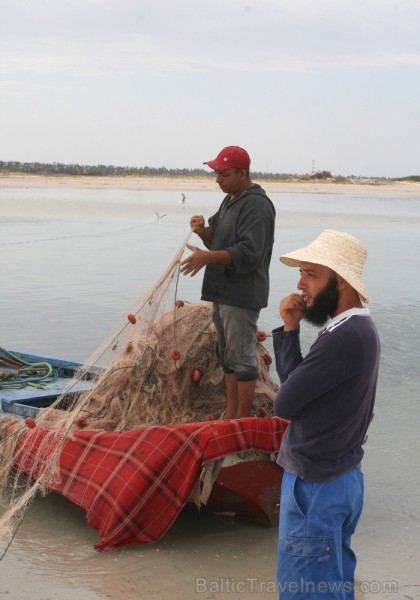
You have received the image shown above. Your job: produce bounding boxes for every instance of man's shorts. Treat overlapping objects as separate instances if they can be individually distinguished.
[212,303,260,381]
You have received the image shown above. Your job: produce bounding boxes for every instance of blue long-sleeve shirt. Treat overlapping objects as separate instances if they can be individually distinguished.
[273,310,380,482]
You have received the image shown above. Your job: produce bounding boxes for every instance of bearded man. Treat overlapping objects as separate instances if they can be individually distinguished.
[273,230,381,600]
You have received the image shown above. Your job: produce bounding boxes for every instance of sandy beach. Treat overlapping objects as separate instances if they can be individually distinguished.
[1,172,420,195]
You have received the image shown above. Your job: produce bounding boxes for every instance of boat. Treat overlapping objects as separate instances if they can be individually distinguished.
[0,349,287,551]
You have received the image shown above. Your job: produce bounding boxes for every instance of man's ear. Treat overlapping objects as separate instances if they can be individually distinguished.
[337,277,348,292]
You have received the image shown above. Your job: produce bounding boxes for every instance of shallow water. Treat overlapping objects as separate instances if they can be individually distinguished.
[1,186,420,599]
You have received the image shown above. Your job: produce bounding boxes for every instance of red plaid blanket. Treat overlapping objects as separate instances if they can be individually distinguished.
[14,417,287,551]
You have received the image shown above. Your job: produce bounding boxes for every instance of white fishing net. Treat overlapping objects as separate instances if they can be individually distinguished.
[0,234,278,555]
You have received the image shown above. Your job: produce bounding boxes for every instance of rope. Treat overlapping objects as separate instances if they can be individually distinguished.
[0,347,57,390]
[1,215,166,247]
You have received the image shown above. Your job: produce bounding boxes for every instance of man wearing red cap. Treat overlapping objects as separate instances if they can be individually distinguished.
[181,146,276,418]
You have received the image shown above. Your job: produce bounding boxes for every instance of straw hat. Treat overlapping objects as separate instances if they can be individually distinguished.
[280,229,369,303]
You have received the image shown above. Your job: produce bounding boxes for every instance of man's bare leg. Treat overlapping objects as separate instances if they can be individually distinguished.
[224,372,238,419]
[224,374,256,419]
[236,379,257,418]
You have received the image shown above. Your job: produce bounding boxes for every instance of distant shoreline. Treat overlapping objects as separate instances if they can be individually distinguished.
[1,172,420,194]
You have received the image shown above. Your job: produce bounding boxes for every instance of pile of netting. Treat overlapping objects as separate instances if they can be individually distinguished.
[0,234,279,553]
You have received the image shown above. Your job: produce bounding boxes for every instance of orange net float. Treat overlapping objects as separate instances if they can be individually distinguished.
[264,353,273,365]
[170,349,181,361]
[175,300,185,308]
[257,330,267,342]
[24,417,36,429]
[192,369,201,382]
[127,313,137,325]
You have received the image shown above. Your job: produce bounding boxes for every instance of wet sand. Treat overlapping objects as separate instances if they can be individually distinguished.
[1,492,369,600]
[1,492,284,600]
[1,172,419,195]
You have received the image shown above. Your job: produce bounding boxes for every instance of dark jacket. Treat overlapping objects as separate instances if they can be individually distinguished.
[273,314,380,482]
[201,185,276,310]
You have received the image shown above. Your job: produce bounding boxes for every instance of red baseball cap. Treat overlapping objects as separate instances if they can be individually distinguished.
[203,146,251,171]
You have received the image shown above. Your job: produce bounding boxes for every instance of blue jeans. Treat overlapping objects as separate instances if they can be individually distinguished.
[277,469,364,600]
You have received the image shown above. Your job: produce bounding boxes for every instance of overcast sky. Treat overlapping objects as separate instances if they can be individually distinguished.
[1,0,419,177]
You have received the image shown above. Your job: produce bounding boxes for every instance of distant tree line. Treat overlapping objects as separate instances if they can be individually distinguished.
[0,161,209,177]
[0,160,418,181]
[310,170,420,182]
[0,160,294,180]
[400,175,420,182]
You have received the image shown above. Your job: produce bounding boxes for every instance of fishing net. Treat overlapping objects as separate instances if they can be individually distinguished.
[0,233,279,553]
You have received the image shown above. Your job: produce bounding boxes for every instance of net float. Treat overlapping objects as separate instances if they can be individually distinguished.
[127,313,137,324]
[208,414,216,421]
[258,406,267,417]
[75,416,87,428]
[175,300,185,308]
[24,417,36,429]
[170,349,181,361]
[257,330,267,342]
[264,353,273,365]
[192,369,201,382]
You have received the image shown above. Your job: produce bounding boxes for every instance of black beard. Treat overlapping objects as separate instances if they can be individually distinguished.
[303,275,339,327]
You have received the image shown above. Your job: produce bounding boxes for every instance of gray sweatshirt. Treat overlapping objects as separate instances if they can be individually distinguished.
[201,185,276,310]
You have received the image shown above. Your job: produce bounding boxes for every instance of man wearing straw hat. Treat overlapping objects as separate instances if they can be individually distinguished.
[273,230,380,599]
